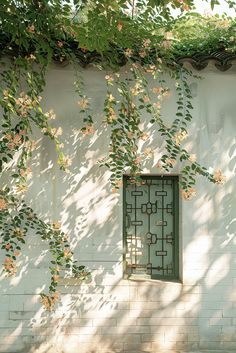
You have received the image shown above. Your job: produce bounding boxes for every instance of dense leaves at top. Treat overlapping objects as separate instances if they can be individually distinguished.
[0,0,235,68]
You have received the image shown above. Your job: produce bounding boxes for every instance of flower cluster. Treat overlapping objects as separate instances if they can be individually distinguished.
[57,155,72,172]
[130,80,144,96]
[14,184,28,194]
[45,109,56,120]
[81,124,95,135]
[173,130,188,146]
[20,167,32,180]
[107,107,117,123]
[181,187,197,200]
[188,154,197,163]
[105,75,114,85]
[4,132,24,151]
[15,92,39,117]
[143,147,153,158]
[14,227,26,239]
[78,98,89,110]
[42,126,63,138]
[214,169,226,185]
[40,292,60,311]
[3,258,17,276]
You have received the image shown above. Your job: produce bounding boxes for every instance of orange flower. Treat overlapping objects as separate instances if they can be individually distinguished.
[0,198,7,210]
[173,130,188,146]
[152,87,162,94]
[57,41,64,48]
[214,170,226,185]
[166,158,176,167]
[78,98,89,110]
[81,47,88,53]
[183,4,189,11]
[27,24,35,33]
[134,156,141,165]
[156,160,164,169]
[81,124,95,136]
[124,48,133,57]
[105,75,114,85]
[107,94,115,102]
[143,148,153,158]
[3,258,16,276]
[52,221,61,230]
[45,109,56,120]
[117,21,123,31]
[139,49,147,58]
[13,134,22,145]
[7,142,14,150]
[27,54,36,61]
[145,65,157,74]
[181,188,196,200]
[143,96,150,103]
[53,275,60,282]
[15,228,26,238]
[114,179,122,188]
[4,133,12,140]
[13,250,21,257]
[52,292,60,300]
[188,154,197,163]
[3,90,9,98]
[19,130,27,135]
[153,102,161,109]
[143,38,151,48]
[5,243,12,250]
[140,132,149,141]
[15,184,28,194]
[20,167,32,179]
[127,131,134,139]
[63,249,72,258]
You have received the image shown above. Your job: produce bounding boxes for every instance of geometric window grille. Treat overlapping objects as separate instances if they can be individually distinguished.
[123,175,179,280]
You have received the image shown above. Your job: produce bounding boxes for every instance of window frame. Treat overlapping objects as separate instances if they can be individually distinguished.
[123,174,180,281]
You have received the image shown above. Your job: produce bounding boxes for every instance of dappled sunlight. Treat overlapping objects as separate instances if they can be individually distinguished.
[160,283,182,305]
[193,197,214,224]
[183,233,212,283]
[2,322,23,347]
[205,254,230,289]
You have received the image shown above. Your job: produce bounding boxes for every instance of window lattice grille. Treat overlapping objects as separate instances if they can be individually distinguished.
[123,175,179,280]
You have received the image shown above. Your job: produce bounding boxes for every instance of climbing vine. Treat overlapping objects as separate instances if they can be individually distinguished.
[0,0,232,310]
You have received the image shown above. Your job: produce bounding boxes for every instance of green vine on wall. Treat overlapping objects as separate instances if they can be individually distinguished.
[0,0,231,310]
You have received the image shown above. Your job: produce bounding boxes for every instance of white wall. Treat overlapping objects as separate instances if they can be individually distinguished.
[0,63,236,353]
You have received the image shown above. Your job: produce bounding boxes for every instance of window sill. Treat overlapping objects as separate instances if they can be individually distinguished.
[125,273,182,284]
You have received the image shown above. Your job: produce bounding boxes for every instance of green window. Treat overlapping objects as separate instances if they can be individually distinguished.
[123,175,179,280]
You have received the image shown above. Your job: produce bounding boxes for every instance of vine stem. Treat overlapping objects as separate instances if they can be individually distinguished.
[131,0,135,19]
